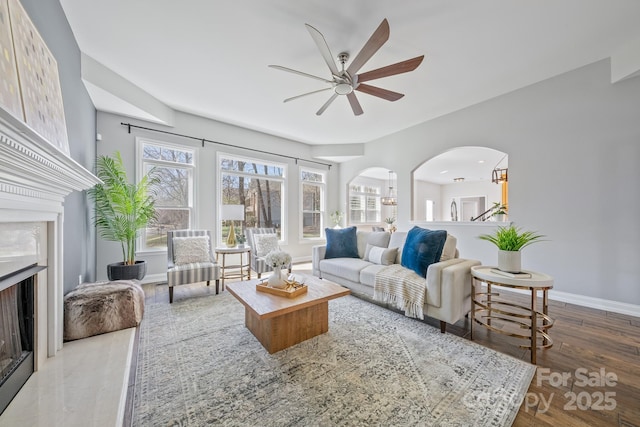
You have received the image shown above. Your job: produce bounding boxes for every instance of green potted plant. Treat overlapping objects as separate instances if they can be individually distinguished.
[88,151,160,280]
[385,217,396,233]
[478,225,545,273]
[236,233,246,248]
[491,202,508,222]
[330,210,343,228]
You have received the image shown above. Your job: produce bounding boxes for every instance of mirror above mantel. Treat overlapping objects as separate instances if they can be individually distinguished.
[412,146,508,222]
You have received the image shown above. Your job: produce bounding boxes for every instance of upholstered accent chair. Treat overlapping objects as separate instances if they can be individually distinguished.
[245,227,292,278]
[167,229,220,303]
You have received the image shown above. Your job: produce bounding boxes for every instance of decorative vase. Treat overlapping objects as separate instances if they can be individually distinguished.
[498,250,521,273]
[268,267,286,288]
[226,222,236,247]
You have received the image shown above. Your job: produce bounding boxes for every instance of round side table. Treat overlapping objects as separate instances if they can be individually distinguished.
[470,265,554,364]
[215,246,251,290]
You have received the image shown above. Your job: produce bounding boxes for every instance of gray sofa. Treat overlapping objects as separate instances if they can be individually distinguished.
[312,230,481,332]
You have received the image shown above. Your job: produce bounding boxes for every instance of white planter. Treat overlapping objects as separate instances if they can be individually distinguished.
[268,267,287,288]
[493,214,508,222]
[498,250,521,273]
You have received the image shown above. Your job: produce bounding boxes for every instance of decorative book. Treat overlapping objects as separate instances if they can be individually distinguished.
[490,269,532,279]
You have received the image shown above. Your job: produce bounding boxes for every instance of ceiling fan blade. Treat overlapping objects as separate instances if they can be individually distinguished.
[357,55,425,83]
[346,19,390,76]
[284,87,332,103]
[356,83,404,101]
[347,92,363,116]
[316,93,339,115]
[305,23,340,76]
[269,65,333,83]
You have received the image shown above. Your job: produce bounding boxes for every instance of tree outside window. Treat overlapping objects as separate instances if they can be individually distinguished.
[301,168,325,238]
[220,156,285,244]
[139,141,195,249]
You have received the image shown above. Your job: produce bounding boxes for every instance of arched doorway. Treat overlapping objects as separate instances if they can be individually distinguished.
[412,147,508,222]
[348,167,397,230]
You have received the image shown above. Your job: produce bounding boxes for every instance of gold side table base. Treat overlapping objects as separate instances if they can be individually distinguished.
[470,266,554,365]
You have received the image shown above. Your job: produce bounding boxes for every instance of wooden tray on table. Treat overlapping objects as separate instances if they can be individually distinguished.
[256,280,308,298]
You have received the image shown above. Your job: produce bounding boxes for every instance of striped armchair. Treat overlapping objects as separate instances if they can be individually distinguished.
[245,227,292,278]
[167,229,220,303]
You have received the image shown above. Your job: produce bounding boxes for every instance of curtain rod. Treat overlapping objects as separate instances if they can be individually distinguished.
[121,122,332,169]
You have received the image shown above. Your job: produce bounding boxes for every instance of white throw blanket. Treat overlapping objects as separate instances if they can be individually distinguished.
[374,264,426,319]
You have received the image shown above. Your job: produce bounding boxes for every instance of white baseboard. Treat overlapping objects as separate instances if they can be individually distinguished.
[500,287,639,317]
[141,273,166,284]
[548,290,640,317]
[292,256,312,264]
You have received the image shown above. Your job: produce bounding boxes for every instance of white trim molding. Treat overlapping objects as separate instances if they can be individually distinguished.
[549,290,640,318]
[0,107,99,362]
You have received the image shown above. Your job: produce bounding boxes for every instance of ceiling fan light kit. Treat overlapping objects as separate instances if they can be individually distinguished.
[269,18,424,116]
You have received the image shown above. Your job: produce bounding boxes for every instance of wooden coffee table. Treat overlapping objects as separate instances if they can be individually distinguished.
[226,276,350,353]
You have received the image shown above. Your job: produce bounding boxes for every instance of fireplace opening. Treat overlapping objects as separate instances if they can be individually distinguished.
[0,264,44,415]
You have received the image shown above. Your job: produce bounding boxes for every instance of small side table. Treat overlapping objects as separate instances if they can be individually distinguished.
[215,246,251,290]
[470,265,554,364]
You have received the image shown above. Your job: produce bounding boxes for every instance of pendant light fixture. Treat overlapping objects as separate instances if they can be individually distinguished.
[381,170,397,206]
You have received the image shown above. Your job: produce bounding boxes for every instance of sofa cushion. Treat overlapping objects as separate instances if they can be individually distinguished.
[367,246,398,265]
[360,264,388,287]
[368,231,391,248]
[362,232,392,259]
[440,234,458,261]
[325,226,359,259]
[388,231,408,263]
[319,258,372,283]
[401,226,447,278]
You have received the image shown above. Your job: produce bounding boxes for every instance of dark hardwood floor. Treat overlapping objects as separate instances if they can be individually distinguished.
[439,291,640,426]
[139,265,640,427]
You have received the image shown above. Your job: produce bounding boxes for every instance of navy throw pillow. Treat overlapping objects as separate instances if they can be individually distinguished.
[325,226,359,259]
[401,226,448,277]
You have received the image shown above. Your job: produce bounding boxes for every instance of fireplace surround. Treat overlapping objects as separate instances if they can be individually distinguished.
[0,107,98,410]
[0,265,44,413]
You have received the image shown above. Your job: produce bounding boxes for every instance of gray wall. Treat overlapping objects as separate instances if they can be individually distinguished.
[341,59,640,306]
[22,0,97,292]
[95,111,339,282]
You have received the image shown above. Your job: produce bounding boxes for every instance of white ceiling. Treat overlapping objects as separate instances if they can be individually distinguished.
[60,0,640,146]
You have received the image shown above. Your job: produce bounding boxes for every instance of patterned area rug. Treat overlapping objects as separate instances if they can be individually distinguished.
[133,290,535,426]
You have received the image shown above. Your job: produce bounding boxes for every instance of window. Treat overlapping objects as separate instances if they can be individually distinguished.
[219,154,286,244]
[138,140,195,250]
[426,200,435,221]
[349,184,381,224]
[300,168,325,239]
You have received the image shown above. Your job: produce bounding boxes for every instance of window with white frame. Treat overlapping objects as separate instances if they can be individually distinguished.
[219,154,286,244]
[300,168,325,239]
[138,140,195,250]
[349,184,381,224]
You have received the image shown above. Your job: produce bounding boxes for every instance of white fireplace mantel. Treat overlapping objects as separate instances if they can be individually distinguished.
[0,107,99,363]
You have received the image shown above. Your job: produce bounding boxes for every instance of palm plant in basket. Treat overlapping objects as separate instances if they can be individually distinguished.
[88,151,160,280]
[478,225,545,273]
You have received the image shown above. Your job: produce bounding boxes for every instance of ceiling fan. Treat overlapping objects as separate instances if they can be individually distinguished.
[269,18,424,116]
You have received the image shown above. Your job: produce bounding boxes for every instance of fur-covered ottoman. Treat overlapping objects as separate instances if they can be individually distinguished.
[64,280,145,341]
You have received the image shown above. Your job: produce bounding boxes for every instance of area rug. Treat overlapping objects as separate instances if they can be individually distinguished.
[132,290,535,426]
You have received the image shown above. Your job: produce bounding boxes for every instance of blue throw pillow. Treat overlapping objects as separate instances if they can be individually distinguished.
[325,226,359,259]
[401,226,448,277]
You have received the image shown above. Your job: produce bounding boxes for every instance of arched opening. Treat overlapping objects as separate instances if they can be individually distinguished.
[412,147,508,222]
[347,167,397,231]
